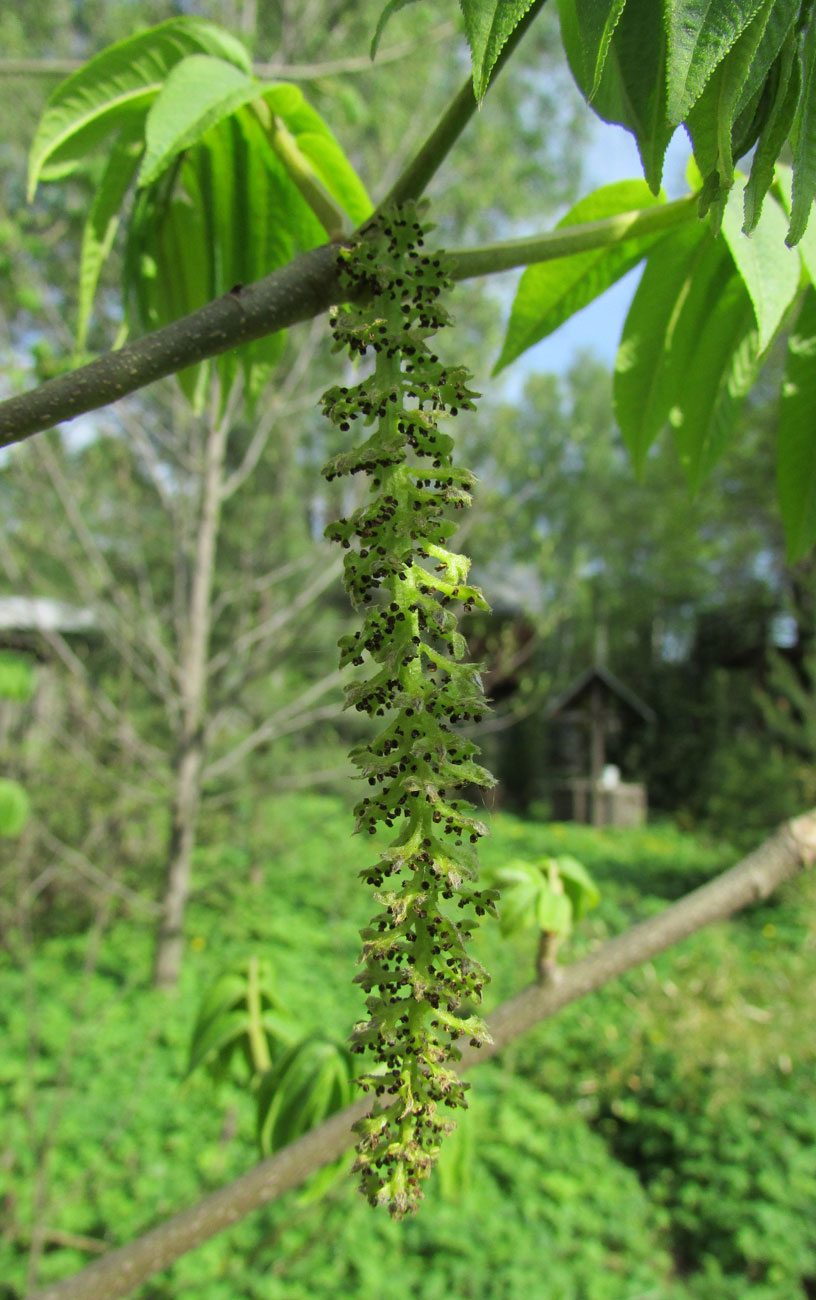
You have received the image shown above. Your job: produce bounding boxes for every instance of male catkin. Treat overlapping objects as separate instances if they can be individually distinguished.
[322,201,496,1216]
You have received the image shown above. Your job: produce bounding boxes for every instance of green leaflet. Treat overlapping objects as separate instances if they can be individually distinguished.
[555,0,628,100]
[263,85,372,227]
[616,229,759,490]
[615,222,717,469]
[27,16,251,198]
[370,0,420,59]
[257,1037,355,1156]
[563,0,672,191]
[666,0,768,124]
[669,270,758,490]
[721,172,801,351]
[685,0,777,224]
[186,959,294,1082]
[0,779,30,838]
[460,0,536,101]
[556,855,601,919]
[494,180,665,374]
[744,29,802,232]
[490,855,598,937]
[775,160,816,282]
[777,286,816,561]
[77,126,143,352]
[788,17,816,246]
[138,55,270,189]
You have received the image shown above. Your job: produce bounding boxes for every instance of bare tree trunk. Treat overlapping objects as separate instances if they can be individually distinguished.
[153,411,229,988]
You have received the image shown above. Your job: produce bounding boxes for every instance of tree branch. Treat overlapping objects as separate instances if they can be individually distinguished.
[27,808,816,1300]
[0,198,699,451]
[0,244,344,450]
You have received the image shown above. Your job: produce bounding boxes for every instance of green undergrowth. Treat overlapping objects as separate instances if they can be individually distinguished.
[1,795,814,1298]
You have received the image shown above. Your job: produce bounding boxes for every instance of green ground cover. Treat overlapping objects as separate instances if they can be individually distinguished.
[2,797,814,1299]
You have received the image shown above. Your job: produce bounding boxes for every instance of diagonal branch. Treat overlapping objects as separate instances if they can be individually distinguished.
[27,808,816,1300]
[0,190,699,452]
[0,244,344,449]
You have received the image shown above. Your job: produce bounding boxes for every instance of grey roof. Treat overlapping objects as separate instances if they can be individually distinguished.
[0,597,97,633]
[546,664,656,723]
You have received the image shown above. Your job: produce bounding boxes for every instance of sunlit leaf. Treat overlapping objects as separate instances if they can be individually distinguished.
[370,0,420,59]
[460,0,536,101]
[28,16,251,198]
[494,180,665,373]
[77,126,143,350]
[0,780,30,838]
[555,0,628,100]
[721,173,800,352]
[778,286,816,560]
[615,222,712,469]
[138,55,268,189]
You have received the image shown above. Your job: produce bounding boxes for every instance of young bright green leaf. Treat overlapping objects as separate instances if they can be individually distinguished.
[494,180,665,374]
[138,55,267,189]
[459,0,536,102]
[257,1037,355,1156]
[0,651,34,702]
[669,263,758,490]
[263,84,372,225]
[666,0,768,125]
[788,18,816,247]
[28,17,251,199]
[721,173,800,352]
[0,779,30,838]
[622,229,759,490]
[555,0,628,100]
[370,0,420,59]
[555,855,601,918]
[534,888,573,935]
[777,286,816,560]
[77,127,143,350]
[614,222,715,469]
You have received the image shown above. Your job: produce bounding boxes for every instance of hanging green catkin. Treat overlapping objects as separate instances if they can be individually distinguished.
[322,200,497,1217]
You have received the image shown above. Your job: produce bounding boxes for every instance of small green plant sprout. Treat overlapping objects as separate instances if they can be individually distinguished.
[0,779,30,839]
[186,956,295,1085]
[490,855,600,981]
[257,1034,356,1157]
[0,651,33,838]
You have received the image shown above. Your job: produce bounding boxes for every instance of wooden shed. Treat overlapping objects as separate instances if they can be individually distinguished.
[546,664,655,827]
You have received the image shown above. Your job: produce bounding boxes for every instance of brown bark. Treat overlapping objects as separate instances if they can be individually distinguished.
[30,808,816,1300]
[153,415,229,988]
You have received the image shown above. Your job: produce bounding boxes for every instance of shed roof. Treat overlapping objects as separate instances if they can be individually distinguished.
[546,664,655,724]
[0,596,97,634]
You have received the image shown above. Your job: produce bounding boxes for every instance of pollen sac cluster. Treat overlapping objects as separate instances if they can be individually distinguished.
[322,202,498,1218]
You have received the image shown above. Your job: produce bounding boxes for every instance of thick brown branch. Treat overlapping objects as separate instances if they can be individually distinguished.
[28,809,816,1300]
[0,245,343,450]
